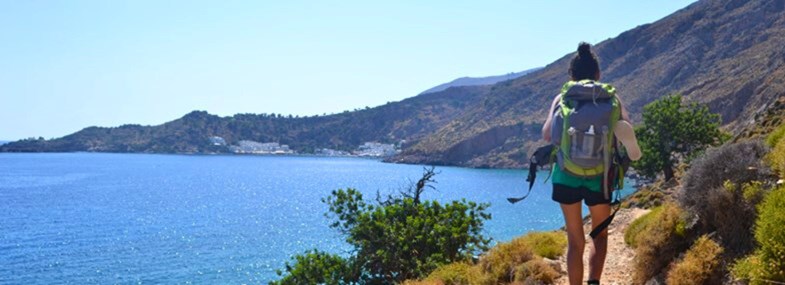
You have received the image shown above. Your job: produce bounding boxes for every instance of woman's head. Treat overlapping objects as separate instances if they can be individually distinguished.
[569,42,600,81]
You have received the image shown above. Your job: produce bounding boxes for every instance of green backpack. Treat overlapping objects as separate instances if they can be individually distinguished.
[551,80,621,198]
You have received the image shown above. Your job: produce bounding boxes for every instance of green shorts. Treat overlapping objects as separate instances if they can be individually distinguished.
[551,164,602,192]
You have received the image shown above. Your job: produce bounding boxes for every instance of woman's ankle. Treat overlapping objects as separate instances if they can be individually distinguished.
[587,280,600,285]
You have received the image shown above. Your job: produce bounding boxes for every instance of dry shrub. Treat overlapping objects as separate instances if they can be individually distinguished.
[624,206,664,248]
[422,262,481,285]
[707,181,767,257]
[622,175,679,210]
[480,232,565,283]
[402,280,445,285]
[513,258,560,284]
[633,202,689,283]
[680,141,772,257]
[479,237,536,284]
[409,231,567,285]
[622,185,666,209]
[666,235,725,285]
[518,231,566,260]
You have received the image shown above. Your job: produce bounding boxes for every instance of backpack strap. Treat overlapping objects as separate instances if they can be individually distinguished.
[602,96,622,199]
[507,145,556,204]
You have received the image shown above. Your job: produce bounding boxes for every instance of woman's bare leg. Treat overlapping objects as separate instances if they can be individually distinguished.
[588,203,611,281]
[560,202,585,285]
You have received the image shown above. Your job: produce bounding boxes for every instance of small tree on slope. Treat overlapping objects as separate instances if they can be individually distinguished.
[633,94,725,181]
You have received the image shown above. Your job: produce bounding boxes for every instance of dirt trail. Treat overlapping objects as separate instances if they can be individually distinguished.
[554,208,650,285]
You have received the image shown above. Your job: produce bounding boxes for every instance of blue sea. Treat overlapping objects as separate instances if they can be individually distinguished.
[0,153,635,284]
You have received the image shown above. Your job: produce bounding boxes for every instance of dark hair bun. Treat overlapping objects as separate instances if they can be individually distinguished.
[569,41,600,80]
[578,42,592,57]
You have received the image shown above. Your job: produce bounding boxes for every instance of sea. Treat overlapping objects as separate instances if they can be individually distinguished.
[0,153,636,284]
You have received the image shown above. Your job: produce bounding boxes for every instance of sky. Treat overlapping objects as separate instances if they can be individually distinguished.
[0,0,697,140]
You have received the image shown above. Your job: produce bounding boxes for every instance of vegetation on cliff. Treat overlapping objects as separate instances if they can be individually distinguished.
[404,232,565,285]
[271,167,491,284]
[731,122,785,284]
[624,100,785,283]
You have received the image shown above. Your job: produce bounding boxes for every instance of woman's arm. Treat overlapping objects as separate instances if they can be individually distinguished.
[542,95,561,142]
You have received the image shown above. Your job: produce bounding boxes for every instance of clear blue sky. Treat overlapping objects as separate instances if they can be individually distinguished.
[0,0,696,140]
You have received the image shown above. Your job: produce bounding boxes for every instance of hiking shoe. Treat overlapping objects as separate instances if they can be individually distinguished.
[614,120,642,161]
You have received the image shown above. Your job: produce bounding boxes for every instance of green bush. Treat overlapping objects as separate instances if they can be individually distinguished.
[666,235,724,285]
[270,250,356,285]
[733,186,785,283]
[272,168,491,284]
[624,206,664,248]
[518,231,567,259]
[768,134,785,178]
[766,123,785,147]
[755,186,785,280]
[633,202,690,283]
[733,255,764,284]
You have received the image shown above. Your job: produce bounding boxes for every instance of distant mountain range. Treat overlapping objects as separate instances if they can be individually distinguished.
[0,86,489,155]
[419,68,542,95]
[4,0,785,169]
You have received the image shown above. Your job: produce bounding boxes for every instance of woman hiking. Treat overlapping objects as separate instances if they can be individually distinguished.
[542,42,641,285]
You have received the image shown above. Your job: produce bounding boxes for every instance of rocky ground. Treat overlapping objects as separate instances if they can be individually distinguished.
[553,208,650,285]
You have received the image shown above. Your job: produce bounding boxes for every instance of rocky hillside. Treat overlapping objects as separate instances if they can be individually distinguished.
[0,86,490,154]
[393,0,785,168]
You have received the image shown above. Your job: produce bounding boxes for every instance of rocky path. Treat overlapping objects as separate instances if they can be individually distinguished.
[554,208,650,285]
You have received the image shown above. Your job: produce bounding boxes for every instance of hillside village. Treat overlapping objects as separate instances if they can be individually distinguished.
[209,136,400,157]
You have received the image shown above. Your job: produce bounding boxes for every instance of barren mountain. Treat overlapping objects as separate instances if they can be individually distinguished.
[392,0,785,168]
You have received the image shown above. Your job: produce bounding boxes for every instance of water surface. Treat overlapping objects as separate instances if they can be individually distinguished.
[0,153,634,284]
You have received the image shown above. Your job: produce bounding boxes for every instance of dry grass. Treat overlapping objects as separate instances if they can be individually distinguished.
[407,231,567,285]
[666,235,724,285]
[624,205,664,248]
[421,262,481,285]
[513,259,560,284]
[402,280,445,285]
[632,202,689,283]
[518,231,567,260]
[478,236,537,284]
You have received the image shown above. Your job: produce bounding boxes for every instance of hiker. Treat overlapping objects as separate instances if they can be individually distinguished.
[541,42,641,285]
